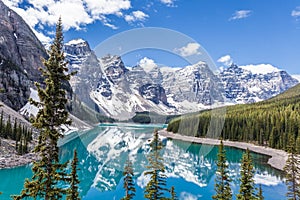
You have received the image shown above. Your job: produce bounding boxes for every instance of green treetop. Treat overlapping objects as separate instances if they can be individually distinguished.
[14,17,74,200]
[237,149,256,200]
[121,157,136,200]
[212,140,232,200]
[284,135,300,200]
[144,130,169,200]
[67,150,81,200]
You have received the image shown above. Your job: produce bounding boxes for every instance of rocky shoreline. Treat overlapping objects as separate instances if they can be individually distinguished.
[159,130,288,171]
[0,138,37,169]
[0,152,37,169]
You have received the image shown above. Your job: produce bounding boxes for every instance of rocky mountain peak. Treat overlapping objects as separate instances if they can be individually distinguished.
[219,64,298,104]
[65,39,91,56]
[100,55,128,84]
[65,40,299,119]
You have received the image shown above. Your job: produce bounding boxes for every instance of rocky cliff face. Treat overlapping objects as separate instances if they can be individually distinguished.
[219,64,299,103]
[0,1,47,110]
[64,41,225,119]
[64,39,102,110]
[65,39,299,120]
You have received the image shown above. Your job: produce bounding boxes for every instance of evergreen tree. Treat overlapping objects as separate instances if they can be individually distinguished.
[121,157,136,200]
[5,115,11,139]
[144,130,169,200]
[17,137,23,155]
[284,135,300,200]
[296,135,300,154]
[0,110,3,137]
[13,18,74,200]
[12,118,17,140]
[257,184,264,200]
[170,186,178,200]
[66,150,80,200]
[237,149,256,200]
[212,140,232,200]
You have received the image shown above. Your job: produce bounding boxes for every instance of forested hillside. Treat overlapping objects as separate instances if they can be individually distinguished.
[167,83,300,152]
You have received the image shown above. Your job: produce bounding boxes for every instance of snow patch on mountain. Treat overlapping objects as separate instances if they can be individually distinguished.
[240,64,281,74]
[19,88,91,135]
[20,88,39,117]
[64,39,298,119]
[292,74,300,82]
[160,66,181,73]
[66,38,86,46]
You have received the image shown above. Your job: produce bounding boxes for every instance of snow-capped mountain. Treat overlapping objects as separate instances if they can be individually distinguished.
[64,39,103,110]
[292,75,300,82]
[64,39,299,119]
[220,64,299,103]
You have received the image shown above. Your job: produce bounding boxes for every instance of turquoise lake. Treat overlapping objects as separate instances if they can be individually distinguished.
[0,124,287,199]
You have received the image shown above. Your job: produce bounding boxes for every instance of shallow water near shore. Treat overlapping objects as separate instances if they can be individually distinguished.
[0,123,287,199]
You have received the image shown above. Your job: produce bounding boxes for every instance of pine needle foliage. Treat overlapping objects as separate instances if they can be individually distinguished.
[257,184,264,200]
[237,149,256,200]
[121,157,136,200]
[66,150,80,200]
[13,18,75,200]
[144,130,169,200]
[170,186,178,200]
[284,135,300,200]
[212,140,232,200]
[167,84,300,151]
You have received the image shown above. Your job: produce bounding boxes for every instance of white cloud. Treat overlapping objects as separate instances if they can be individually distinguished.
[291,7,300,18]
[160,0,175,6]
[175,43,201,57]
[240,64,281,75]
[125,10,149,22]
[32,29,52,44]
[2,0,132,43]
[229,10,252,21]
[138,57,157,73]
[84,0,131,17]
[217,55,233,67]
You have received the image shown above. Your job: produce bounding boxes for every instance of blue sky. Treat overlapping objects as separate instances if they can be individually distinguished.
[3,0,300,74]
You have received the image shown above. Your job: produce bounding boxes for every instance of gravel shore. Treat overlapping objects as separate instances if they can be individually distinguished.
[159,130,288,171]
[0,138,37,169]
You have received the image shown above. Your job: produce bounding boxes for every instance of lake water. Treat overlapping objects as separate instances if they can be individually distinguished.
[0,123,287,199]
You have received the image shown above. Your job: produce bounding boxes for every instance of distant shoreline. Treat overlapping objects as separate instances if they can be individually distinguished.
[158,130,288,171]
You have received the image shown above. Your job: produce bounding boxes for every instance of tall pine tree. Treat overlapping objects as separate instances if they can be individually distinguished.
[66,150,80,200]
[170,186,178,200]
[14,18,74,200]
[212,140,232,200]
[0,110,3,138]
[121,157,136,200]
[257,184,264,200]
[284,135,300,200]
[144,130,169,200]
[237,148,256,200]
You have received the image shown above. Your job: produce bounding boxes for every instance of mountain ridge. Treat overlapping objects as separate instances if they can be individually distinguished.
[64,38,298,120]
[167,82,300,151]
